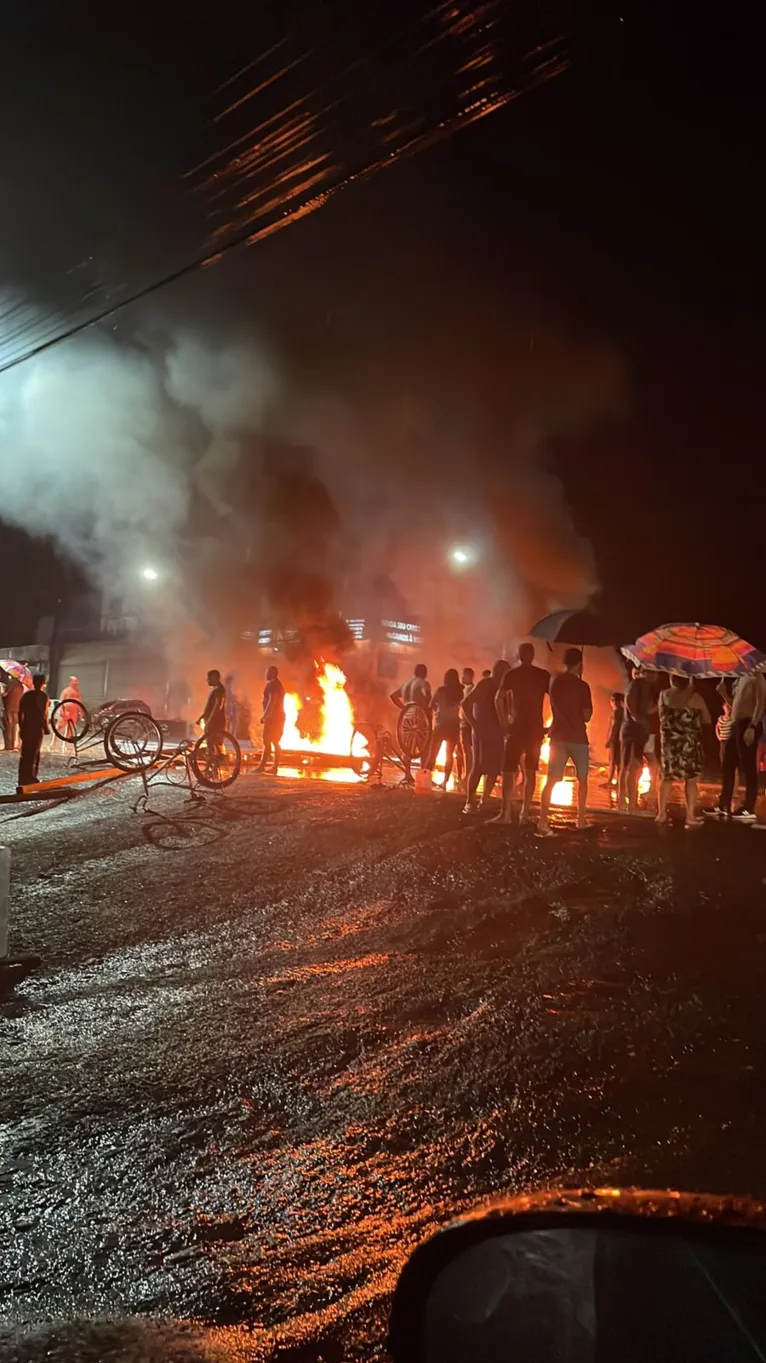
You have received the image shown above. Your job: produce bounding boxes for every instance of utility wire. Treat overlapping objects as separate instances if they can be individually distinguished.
[0,7,577,378]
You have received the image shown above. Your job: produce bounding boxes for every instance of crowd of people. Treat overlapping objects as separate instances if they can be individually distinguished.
[604,665,766,826]
[390,649,766,831]
[0,668,52,791]
[4,650,765,826]
[391,645,593,834]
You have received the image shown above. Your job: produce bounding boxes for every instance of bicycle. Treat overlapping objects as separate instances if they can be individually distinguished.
[396,702,431,765]
[131,730,241,811]
[349,721,418,786]
[49,698,163,771]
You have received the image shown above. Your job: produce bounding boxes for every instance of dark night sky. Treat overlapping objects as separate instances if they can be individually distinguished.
[1,0,764,644]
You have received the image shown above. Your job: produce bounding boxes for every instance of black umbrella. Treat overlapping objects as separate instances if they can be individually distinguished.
[527,608,618,649]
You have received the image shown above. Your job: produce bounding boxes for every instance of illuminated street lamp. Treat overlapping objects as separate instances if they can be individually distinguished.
[140,566,159,582]
[449,545,477,568]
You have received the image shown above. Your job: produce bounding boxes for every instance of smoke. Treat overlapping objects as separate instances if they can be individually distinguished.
[0,312,278,611]
[281,320,624,651]
[0,286,624,663]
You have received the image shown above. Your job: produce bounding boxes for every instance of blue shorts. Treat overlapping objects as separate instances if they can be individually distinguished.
[548,740,589,782]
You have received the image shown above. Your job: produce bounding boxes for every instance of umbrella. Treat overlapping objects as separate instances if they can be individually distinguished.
[527,608,617,648]
[621,623,766,679]
[0,659,33,688]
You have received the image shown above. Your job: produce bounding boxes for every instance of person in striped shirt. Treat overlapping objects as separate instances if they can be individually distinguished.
[707,673,766,820]
[715,689,733,766]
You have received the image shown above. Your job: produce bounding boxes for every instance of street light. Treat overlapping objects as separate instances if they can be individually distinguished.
[140,566,159,582]
[449,545,477,568]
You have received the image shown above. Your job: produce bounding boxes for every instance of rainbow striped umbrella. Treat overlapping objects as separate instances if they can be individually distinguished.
[621,624,766,678]
[0,659,33,688]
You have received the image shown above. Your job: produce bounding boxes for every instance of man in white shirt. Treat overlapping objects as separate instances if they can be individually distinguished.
[390,664,432,712]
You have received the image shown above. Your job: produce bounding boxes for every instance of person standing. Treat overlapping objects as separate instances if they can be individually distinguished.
[492,643,550,824]
[2,670,23,751]
[258,665,286,774]
[715,686,734,768]
[197,669,227,759]
[425,668,464,790]
[656,675,710,826]
[711,670,766,821]
[17,674,50,791]
[604,691,625,788]
[461,659,510,813]
[389,664,432,712]
[538,648,592,835]
[50,675,83,750]
[619,664,656,813]
[457,666,475,788]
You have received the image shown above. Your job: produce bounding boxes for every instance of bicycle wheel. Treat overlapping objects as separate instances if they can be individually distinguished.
[104,711,163,771]
[350,723,381,777]
[50,698,90,744]
[164,746,192,786]
[190,730,241,789]
[397,704,431,762]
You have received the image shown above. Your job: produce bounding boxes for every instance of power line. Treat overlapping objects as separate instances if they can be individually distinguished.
[0,11,577,378]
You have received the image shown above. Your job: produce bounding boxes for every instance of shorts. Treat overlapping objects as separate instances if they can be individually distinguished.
[621,724,649,767]
[472,729,504,775]
[263,718,285,744]
[548,740,589,782]
[503,729,543,774]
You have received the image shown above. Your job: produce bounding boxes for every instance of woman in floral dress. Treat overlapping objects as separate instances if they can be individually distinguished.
[657,675,711,826]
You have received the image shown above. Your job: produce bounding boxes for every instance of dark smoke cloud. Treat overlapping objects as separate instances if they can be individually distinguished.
[0,284,624,657]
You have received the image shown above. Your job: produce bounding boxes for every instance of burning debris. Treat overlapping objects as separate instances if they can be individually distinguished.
[273,662,361,783]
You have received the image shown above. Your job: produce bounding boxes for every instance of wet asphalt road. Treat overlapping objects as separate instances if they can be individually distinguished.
[1,754,765,1361]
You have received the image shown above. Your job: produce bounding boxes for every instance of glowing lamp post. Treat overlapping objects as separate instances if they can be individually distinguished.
[449,546,477,569]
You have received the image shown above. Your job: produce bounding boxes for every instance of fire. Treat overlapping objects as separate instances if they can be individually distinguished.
[283,662,354,753]
[638,763,652,795]
[280,662,359,782]
[538,735,573,806]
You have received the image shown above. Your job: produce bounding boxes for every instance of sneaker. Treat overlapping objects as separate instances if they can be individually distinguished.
[732,808,757,822]
[703,806,728,819]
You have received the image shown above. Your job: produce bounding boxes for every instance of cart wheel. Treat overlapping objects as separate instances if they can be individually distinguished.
[104,711,163,771]
[190,731,241,789]
[397,704,431,762]
[50,698,90,744]
[350,723,381,777]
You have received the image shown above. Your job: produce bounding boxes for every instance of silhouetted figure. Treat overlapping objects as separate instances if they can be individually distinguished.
[424,668,464,789]
[493,642,550,824]
[458,667,475,787]
[2,671,24,751]
[462,659,511,812]
[539,648,593,834]
[17,674,50,790]
[197,669,227,763]
[258,665,286,774]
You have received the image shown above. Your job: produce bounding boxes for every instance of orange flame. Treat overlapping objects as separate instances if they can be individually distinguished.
[281,662,359,782]
[538,735,574,806]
